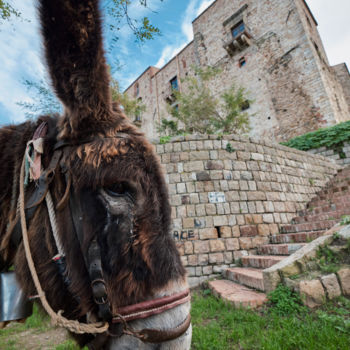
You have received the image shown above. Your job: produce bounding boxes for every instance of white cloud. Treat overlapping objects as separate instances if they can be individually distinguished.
[0,0,46,124]
[196,0,215,17]
[155,0,214,68]
[307,0,350,68]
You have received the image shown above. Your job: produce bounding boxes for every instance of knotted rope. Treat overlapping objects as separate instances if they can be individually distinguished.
[19,152,109,334]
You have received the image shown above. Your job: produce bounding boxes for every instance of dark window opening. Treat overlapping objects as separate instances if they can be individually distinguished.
[215,226,221,238]
[170,76,179,91]
[135,97,142,122]
[239,57,246,67]
[182,59,187,69]
[232,21,245,39]
[134,83,140,97]
[240,100,250,111]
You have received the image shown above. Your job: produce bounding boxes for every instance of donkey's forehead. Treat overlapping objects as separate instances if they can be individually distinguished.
[71,136,147,167]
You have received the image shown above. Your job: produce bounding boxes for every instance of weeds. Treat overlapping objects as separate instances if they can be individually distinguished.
[267,284,306,316]
[225,143,235,153]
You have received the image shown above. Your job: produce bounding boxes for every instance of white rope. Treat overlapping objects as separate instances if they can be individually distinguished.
[19,154,109,334]
[45,190,65,257]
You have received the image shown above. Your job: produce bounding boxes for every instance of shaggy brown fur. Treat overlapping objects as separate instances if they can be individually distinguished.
[0,0,186,347]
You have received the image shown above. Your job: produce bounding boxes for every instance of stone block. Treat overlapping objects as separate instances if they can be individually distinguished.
[209,253,224,264]
[199,228,218,240]
[194,241,210,254]
[337,268,350,296]
[320,274,342,299]
[220,226,232,238]
[213,215,229,226]
[240,225,258,237]
[195,204,206,217]
[239,237,253,250]
[203,266,213,275]
[194,254,207,266]
[183,218,194,228]
[209,239,226,252]
[299,280,326,308]
[184,242,194,255]
[187,255,198,266]
[225,238,240,251]
[196,171,210,181]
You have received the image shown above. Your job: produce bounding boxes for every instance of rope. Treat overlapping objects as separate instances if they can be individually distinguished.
[19,154,109,334]
[45,190,65,257]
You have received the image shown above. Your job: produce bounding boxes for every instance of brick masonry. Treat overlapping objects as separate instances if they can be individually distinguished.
[156,134,340,287]
[307,142,350,166]
[125,0,350,142]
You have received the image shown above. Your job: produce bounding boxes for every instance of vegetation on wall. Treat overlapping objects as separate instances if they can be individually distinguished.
[282,121,350,156]
[157,66,251,137]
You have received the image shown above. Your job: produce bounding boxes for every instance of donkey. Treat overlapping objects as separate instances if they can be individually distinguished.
[0,0,191,349]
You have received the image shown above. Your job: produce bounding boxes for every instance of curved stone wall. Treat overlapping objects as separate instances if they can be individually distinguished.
[155,135,339,286]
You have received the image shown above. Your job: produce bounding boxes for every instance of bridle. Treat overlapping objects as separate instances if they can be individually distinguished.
[7,122,191,348]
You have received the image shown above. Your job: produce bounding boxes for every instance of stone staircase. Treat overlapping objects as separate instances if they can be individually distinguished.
[209,166,350,308]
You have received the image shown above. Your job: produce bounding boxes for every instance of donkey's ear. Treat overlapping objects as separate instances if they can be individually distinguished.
[38,0,125,140]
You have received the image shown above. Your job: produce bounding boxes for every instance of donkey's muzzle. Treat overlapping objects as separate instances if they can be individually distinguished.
[0,272,32,322]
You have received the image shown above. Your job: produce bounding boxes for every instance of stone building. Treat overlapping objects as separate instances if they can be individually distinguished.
[125,0,350,142]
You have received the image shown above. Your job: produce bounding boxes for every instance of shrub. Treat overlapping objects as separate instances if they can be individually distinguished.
[281,121,350,153]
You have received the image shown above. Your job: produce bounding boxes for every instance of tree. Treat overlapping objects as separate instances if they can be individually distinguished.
[110,78,145,122]
[15,1,162,117]
[0,1,21,24]
[16,79,62,118]
[17,77,145,124]
[158,66,251,136]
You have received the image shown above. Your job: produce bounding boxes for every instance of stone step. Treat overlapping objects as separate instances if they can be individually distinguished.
[208,279,267,308]
[258,243,306,256]
[280,220,337,233]
[307,195,350,209]
[298,201,350,218]
[291,210,349,224]
[223,267,264,291]
[241,255,285,269]
[270,231,324,244]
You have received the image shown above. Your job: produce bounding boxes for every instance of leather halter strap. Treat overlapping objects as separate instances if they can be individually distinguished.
[113,289,190,323]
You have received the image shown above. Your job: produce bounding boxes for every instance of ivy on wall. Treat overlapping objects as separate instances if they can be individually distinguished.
[282,121,350,157]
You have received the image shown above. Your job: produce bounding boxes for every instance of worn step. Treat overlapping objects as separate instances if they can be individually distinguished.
[208,279,267,308]
[258,243,306,256]
[307,195,350,209]
[270,231,324,244]
[241,255,285,269]
[280,220,337,233]
[223,267,264,291]
[291,210,349,224]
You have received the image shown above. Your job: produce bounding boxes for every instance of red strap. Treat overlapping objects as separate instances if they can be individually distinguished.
[112,289,190,323]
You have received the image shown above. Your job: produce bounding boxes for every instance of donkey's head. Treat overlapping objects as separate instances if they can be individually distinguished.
[11,0,191,348]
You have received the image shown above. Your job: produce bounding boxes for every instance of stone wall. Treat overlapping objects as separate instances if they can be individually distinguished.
[307,142,350,167]
[263,225,350,307]
[156,135,339,287]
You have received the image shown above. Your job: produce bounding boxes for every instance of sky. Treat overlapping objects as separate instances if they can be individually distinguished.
[0,0,349,125]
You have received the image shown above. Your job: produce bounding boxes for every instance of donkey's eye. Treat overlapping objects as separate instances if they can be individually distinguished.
[104,182,134,201]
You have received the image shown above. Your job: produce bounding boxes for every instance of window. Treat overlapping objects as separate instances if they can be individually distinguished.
[232,21,245,39]
[135,97,142,122]
[134,83,140,97]
[170,76,179,91]
[239,57,246,67]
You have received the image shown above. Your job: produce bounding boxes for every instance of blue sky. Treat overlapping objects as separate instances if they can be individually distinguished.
[0,0,349,126]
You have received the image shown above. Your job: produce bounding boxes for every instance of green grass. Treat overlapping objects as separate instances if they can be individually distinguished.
[191,290,350,350]
[1,292,350,350]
